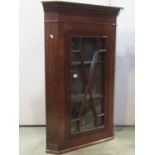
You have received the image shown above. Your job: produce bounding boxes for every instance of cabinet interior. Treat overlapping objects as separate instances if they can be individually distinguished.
[70,37,107,134]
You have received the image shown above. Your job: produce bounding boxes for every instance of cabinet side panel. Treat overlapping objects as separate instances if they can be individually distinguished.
[44,22,59,145]
[107,26,116,133]
[57,23,67,144]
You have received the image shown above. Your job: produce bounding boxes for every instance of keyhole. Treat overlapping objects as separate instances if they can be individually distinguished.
[50,34,54,39]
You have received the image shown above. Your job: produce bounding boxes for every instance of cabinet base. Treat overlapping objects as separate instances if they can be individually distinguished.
[46,136,114,154]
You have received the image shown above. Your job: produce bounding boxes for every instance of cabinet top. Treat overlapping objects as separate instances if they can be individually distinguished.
[42,1,122,16]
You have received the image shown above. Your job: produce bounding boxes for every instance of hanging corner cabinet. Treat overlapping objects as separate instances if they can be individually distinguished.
[42,1,121,154]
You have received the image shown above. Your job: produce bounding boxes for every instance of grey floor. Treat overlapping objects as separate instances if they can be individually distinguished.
[19,127,135,155]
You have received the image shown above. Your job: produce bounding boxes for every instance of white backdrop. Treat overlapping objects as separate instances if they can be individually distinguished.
[19,0,135,125]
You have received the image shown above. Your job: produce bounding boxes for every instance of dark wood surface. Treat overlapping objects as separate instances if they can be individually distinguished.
[42,1,121,154]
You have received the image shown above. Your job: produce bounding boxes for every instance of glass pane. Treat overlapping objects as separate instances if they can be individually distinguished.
[81,106,95,130]
[71,121,78,133]
[70,37,106,134]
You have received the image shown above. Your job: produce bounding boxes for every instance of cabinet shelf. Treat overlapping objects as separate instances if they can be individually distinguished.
[71,61,102,65]
[97,113,105,117]
[71,125,105,134]
[71,113,104,123]
[71,50,80,53]
[71,49,106,53]
[71,93,102,103]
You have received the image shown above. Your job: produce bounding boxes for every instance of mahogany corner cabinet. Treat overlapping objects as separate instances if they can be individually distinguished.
[42,1,121,154]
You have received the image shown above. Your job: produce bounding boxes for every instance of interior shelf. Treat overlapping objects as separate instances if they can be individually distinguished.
[97,113,104,117]
[71,50,80,53]
[71,93,102,103]
[71,112,104,123]
[71,49,107,53]
[71,125,105,134]
[71,61,102,65]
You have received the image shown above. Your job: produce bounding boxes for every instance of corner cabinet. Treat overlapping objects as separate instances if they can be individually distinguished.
[42,1,121,154]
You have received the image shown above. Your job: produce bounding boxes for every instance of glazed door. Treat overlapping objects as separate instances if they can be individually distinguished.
[66,34,109,135]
